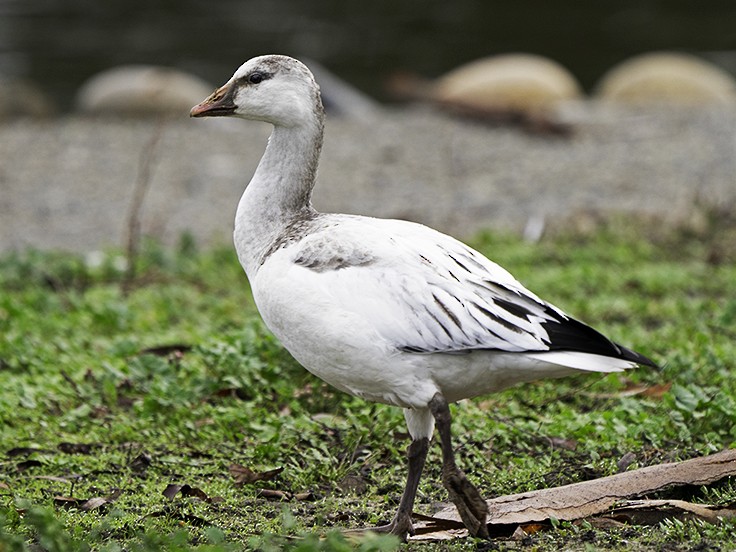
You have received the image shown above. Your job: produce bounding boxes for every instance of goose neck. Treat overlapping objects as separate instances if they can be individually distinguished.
[235,117,324,276]
[255,119,323,213]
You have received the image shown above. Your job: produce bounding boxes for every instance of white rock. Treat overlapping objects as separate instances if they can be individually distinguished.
[431,54,583,114]
[76,65,215,116]
[595,52,736,105]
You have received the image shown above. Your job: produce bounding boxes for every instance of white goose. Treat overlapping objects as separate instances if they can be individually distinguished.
[191,55,656,540]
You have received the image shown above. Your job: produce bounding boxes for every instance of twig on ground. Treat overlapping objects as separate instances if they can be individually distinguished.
[122,118,166,295]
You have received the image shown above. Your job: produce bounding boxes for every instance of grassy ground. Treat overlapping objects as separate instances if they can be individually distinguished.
[1,214,736,551]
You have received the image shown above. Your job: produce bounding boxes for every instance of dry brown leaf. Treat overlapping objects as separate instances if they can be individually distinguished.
[638,382,672,398]
[409,527,469,541]
[518,523,546,534]
[211,388,250,401]
[181,485,210,502]
[162,484,183,500]
[53,496,83,508]
[585,382,672,400]
[81,497,109,511]
[6,447,49,457]
[129,452,152,471]
[58,442,100,454]
[617,451,637,472]
[32,475,77,484]
[229,463,283,485]
[257,488,292,501]
[138,344,192,357]
[54,490,120,511]
[182,485,210,501]
[388,513,466,541]
[162,483,210,501]
[545,437,578,451]
[585,517,626,530]
[15,460,42,471]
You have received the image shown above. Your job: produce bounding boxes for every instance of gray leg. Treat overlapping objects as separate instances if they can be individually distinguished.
[371,436,429,540]
[429,393,490,538]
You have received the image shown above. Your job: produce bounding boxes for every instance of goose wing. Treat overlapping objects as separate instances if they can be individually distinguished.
[285,216,652,365]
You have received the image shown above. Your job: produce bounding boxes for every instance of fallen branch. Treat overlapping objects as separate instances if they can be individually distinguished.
[412,449,736,540]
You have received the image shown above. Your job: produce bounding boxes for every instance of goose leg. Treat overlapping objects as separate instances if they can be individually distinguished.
[371,436,429,540]
[429,393,490,539]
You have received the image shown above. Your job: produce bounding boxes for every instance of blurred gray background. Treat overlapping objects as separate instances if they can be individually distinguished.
[1,1,735,254]
[3,0,736,110]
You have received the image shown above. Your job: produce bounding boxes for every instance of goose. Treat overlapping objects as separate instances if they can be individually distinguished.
[190,55,656,540]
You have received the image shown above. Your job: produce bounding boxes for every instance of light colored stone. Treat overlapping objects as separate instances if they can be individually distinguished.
[76,65,215,116]
[595,52,736,105]
[431,54,583,113]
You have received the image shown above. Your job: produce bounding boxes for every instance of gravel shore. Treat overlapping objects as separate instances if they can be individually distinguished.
[1,103,734,254]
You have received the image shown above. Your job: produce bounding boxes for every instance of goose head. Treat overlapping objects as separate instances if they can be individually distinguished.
[190,55,323,128]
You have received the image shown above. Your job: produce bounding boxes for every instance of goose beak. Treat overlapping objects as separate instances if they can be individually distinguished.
[190,83,236,117]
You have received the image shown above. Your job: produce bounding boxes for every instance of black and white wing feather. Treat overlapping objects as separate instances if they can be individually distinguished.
[286,216,656,368]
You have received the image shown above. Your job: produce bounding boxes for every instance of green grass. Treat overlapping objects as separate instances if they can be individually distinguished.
[1,217,735,551]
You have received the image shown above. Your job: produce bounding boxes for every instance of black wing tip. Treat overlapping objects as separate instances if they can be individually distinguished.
[543,315,659,369]
[616,344,660,370]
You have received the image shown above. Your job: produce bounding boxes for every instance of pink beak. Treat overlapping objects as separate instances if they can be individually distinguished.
[190,83,236,117]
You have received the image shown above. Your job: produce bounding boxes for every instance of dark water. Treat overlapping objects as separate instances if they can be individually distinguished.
[2,0,736,111]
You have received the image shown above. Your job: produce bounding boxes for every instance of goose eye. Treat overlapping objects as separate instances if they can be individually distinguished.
[248,72,264,84]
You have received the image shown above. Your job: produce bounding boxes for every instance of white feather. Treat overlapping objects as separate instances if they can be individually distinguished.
[526,351,634,372]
